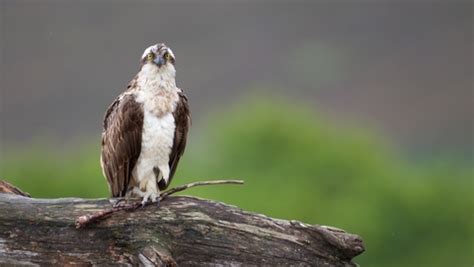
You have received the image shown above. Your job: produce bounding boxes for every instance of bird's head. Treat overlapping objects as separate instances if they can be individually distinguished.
[140,43,176,71]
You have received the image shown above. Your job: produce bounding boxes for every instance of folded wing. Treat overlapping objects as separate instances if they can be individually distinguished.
[101,94,144,197]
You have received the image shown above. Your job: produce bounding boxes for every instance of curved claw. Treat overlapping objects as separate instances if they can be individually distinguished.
[112,199,126,208]
[140,191,160,207]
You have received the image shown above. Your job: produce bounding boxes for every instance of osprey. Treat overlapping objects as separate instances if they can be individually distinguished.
[100,43,190,205]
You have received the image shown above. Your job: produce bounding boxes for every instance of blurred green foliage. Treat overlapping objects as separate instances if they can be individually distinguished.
[1,96,472,266]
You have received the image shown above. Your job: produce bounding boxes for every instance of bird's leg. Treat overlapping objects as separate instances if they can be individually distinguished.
[155,194,161,208]
[140,179,160,207]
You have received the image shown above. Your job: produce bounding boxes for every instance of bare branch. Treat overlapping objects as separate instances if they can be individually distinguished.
[159,179,244,198]
[75,179,244,228]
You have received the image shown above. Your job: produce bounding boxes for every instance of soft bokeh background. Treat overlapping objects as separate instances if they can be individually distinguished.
[0,1,472,266]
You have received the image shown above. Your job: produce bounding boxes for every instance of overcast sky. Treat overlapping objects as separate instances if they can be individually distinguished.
[1,1,472,159]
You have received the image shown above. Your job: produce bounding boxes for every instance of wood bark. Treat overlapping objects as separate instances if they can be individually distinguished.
[0,191,364,266]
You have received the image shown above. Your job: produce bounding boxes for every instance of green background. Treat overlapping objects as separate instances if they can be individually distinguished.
[1,95,472,266]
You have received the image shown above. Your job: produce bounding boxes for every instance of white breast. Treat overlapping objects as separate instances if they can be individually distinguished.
[133,110,175,186]
[142,110,175,164]
[131,62,179,190]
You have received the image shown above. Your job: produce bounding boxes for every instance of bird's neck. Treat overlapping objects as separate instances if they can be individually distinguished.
[135,63,179,117]
[137,63,177,93]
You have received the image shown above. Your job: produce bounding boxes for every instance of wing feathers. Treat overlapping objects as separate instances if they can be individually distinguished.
[158,90,191,190]
[101,94,144,197]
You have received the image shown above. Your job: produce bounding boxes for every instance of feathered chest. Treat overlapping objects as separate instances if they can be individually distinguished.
[133,64,180,117]
[131,81,179,186]
[135,89,179,117]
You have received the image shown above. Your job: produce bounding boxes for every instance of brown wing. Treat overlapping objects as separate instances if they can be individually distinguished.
[101,94,144,197]
[158,90,191,190]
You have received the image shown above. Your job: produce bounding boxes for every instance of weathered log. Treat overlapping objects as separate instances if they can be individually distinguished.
[0,192,364,266]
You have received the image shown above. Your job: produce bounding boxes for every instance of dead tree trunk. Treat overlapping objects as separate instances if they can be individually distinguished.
[0,192,364,266]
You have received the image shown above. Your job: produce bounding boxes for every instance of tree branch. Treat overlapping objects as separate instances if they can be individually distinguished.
[0,180,365,266]
[75,179,244,228]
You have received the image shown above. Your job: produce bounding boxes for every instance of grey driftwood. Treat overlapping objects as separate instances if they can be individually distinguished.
[0,188,364,266]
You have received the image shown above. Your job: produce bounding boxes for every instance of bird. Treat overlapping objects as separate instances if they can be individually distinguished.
[100,43,190,206]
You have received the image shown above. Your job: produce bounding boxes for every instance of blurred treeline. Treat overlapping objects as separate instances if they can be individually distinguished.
[1,96,472,266]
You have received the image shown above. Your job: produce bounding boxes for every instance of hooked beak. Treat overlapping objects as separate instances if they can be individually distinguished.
[153,55,164,67]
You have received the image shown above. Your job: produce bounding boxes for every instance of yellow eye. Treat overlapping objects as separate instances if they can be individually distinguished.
[164,53,172,61]
[146,53,154,61]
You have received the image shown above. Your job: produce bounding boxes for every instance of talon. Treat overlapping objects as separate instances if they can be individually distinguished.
[112,199,125,208]
[138,185,160,208]
[141,195,150,207]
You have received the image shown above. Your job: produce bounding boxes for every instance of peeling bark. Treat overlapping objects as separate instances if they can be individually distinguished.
[0,193,364,266]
